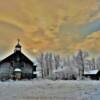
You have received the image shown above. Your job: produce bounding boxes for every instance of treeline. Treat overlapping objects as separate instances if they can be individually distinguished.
[36,50,100,80]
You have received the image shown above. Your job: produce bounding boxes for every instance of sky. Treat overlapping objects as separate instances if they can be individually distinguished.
[0,0,99,59]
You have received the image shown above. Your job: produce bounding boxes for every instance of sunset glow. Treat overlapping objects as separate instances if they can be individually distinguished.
[0,0,99,58]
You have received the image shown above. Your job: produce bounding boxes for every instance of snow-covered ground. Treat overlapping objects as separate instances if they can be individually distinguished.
[0,79,100,100]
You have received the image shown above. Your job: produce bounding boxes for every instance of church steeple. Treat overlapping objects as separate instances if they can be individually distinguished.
[15,39,22,52]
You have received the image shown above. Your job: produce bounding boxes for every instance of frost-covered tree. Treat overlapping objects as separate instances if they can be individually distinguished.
[73,50,89,79]
[36,50,90,80]
[95,57,100,70]
[37,53,45,78]
[37,52,62,79]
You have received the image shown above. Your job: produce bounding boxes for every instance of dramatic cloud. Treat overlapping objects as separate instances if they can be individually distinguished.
[0,0,99,58]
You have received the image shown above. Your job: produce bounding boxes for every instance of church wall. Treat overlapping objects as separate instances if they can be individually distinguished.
[22,63,33,74]
[0,62,35,80]
[21,63,33,79]
[0,62,13,80]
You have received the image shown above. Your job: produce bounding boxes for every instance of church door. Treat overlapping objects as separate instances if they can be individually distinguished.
[14,68,22,80]
[14,72,22,80]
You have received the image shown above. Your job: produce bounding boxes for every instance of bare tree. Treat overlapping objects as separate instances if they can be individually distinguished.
[36,50,90,80]
[54,54,60,70]
[37,53,45,78]
[74,50,89,79]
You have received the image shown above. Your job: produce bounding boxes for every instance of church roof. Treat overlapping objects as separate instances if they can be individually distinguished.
[0,39,34,65]
[16,43,21,48]
[0,51,33,65]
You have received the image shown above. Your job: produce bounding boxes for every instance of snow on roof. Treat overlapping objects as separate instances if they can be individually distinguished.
[33,71,40,74]
[14,68,22,72]
[84,70,99,75]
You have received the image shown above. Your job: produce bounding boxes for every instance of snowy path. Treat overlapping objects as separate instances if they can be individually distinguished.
[0,80,100,100]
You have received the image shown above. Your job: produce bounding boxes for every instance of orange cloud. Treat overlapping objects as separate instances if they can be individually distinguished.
[0,0,99,58]
[75,31,100,53]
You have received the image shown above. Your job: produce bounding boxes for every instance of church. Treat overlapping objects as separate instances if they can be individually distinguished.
[0,39,37,80]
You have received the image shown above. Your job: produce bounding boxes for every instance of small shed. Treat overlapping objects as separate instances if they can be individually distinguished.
[84,70,100,80]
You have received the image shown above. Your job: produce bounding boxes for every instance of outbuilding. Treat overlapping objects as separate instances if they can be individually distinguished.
[84,70,100,80]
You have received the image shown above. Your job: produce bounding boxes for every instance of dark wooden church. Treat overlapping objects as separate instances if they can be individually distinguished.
[0,39,37,80]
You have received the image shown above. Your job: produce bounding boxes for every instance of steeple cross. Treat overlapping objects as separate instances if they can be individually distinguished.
[17,39,20,44]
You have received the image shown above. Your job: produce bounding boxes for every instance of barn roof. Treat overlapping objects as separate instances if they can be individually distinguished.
[84,70,99,75]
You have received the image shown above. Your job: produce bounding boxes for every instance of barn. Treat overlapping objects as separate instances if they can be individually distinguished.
[84,70,100,80]
[0,40,37,80]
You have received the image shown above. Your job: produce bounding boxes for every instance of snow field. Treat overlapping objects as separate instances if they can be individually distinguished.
[0,79,100,100]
